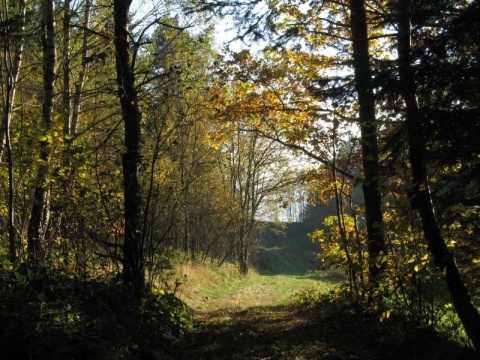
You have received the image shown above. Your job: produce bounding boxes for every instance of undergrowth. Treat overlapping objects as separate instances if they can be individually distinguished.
[0,265,192,360]
[291,285,477,359]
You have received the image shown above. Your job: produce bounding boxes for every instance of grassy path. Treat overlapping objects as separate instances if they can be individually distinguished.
[184,303,330,360]
[184,273,340,314]
[172,228,350,359]
[171,228,476,359]
[175,267,477,360]
[175,262,345,359]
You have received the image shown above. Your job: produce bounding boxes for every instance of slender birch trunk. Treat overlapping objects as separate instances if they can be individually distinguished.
[70,0,91,139]
[1,0,26,264]
[62,0,71,136]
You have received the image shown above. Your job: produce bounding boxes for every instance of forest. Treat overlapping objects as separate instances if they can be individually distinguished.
[0,0,479,358]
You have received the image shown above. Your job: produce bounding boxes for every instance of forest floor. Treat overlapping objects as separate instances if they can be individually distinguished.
[172,227,478,360]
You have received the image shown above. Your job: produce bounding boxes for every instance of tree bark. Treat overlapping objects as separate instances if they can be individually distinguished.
[113,0,144,298]
[332,138,356,290]
[27,0,56,265]
[348,0,386,283]
[62,0,72,136]
[396,0,480,349]
[1,0,26,264]
[70,0,91,139]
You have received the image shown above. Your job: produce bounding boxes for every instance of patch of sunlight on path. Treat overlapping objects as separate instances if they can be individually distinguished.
[178,267,344,360]
[176,264,342,315]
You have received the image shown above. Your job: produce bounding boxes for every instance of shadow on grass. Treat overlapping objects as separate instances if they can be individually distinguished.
[250,222,322,277]
[182,304,331,360]
[182,302,478,360]
[293,270,346,283]
[251,244,320,276]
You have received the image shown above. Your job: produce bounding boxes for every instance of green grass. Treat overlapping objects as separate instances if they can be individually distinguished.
[175,222,341,314]
[250,223,320,276]
[174,223,477,359]
[176,262,341,315]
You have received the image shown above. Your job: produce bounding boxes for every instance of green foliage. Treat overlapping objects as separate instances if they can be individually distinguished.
[307,188,471,341]
[0,268,192,359]
[292,286,476,359]
[292,284,328,311]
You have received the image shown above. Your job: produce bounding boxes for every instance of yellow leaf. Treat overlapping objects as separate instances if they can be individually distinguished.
[380,310,391,322]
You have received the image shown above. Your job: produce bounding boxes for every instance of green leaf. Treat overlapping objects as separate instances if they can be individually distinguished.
[38,292,46,303]
[14,271,23,283]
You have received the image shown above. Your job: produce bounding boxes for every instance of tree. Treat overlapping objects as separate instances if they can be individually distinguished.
[27,0,56,265]
[61,0,92,141]
[395,0,480,349]
[113,0,144,297]
[0,0,26,263]
[201,0,388,284]
[140,20,217,263]
[308,126,366,291]
[348,0,386,284]
[222,125,296,273]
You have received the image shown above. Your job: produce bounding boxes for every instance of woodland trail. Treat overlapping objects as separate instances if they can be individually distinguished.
[173,226,372,360]
[185,303,332,360]
[174,227,347,359]
[173,226,477,360]
[179,272,346,360]
[178,270,477,360]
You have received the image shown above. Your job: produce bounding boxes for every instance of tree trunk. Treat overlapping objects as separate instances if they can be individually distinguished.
[70,0,91,139]
[27,0,56,265]
[62,0,72,136]
[396,0,480,349]
[113,0,144,298]
[348,0,386,283]
[61,0,92,139]
[332,119,356,290]
[1,0,26,264]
